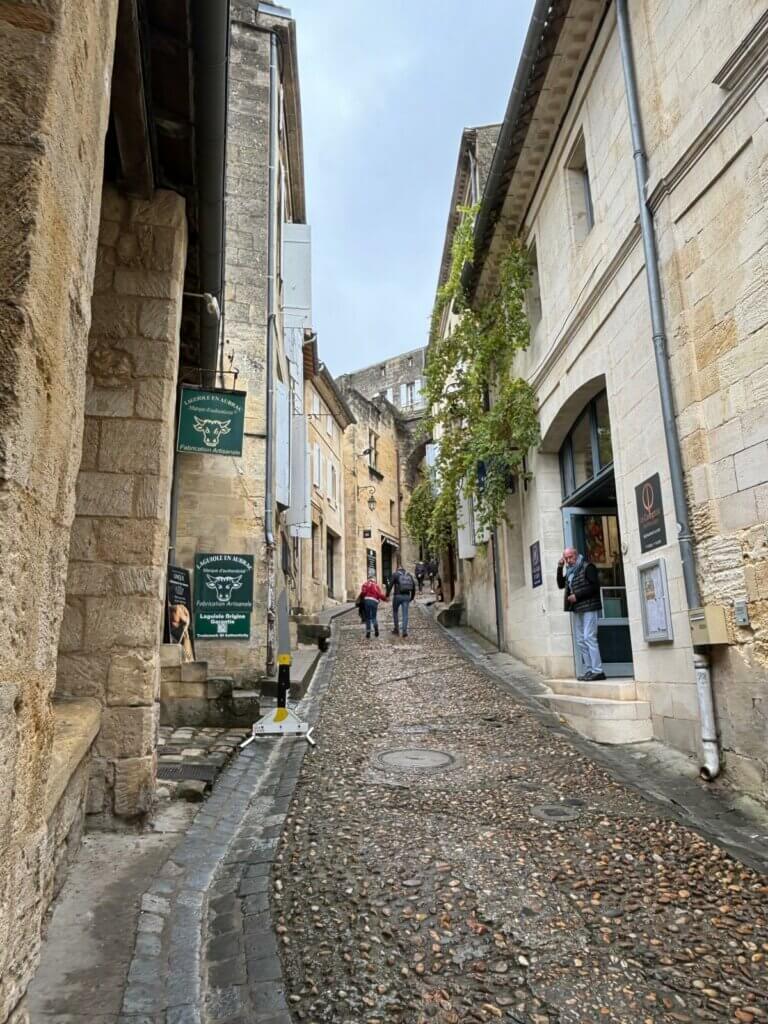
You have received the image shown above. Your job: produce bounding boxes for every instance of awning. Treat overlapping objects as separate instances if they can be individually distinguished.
[379,531,399,548]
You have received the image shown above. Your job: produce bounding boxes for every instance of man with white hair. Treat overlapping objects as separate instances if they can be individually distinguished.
[556,547,605,681]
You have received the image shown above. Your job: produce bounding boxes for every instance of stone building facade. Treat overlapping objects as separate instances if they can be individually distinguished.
[338,349,429,574]
[296,364,354,614]
[0,0,310,1017]
[174,3,306,684]
[431,0,768,799]
[338,388,405,595]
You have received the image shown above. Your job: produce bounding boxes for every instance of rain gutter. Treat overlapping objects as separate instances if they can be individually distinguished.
[616,0,719,780]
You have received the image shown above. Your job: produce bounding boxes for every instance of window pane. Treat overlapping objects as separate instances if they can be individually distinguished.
[571,412,594,489]
[595,393,613,467]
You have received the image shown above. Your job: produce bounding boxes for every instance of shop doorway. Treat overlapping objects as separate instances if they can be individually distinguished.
[326,531,336,598]
[559,391,633,679]
[562,503,633,677]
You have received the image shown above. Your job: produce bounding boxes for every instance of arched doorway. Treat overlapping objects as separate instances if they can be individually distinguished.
[559,392,633,678]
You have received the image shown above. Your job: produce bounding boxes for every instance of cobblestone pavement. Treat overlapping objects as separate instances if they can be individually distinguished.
[274,604,768,1024]
[157,727,251,800]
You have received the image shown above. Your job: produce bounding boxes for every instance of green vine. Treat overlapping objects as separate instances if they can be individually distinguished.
[404,476,434,550]
[424,204,540,543]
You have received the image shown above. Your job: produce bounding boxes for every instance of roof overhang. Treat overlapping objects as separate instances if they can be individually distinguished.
[465,0,608,302]
[314,363,356,428]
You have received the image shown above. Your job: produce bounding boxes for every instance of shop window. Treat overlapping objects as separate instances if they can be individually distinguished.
[566,132,595,243]
[595,392,613,468]
[559,390,614,501]
[571,411,594,491]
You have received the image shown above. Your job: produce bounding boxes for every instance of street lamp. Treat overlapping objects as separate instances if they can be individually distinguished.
[357,485,377,511]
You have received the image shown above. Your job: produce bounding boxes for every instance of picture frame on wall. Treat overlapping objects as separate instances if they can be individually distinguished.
[638,557,674,643]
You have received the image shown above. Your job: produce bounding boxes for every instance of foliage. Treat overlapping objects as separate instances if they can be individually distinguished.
[424,205,540,542]
[404,476,434,550]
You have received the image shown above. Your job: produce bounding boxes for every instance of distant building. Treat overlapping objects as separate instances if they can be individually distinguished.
[298,355,355,614]
[338,347,427,417]
[337,349,430,574]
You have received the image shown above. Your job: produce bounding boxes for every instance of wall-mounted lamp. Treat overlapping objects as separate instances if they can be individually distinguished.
[184,291,221,320]
[357,484,377,511]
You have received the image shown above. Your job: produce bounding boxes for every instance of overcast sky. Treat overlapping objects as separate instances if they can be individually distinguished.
[287,0,534,377]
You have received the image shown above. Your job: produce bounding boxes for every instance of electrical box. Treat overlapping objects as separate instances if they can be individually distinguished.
[688,606,730,645]
[734,600,750,627]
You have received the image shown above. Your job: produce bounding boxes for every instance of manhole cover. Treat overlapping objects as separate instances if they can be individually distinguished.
[531,803,581,823]
[373,748,456,772]
[157,764,218,783]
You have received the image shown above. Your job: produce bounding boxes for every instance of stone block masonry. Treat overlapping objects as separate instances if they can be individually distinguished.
[56,185,188,822]
[0,1,119,1019]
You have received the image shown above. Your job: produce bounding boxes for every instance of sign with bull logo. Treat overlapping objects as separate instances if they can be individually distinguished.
[177,386,247,457]
[194,553,254,639]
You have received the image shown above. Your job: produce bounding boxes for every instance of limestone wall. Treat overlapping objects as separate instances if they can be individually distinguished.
[341,391,402,594]
[175,23,273,682]
[0,1,119,1017]
[56,186,187,820]
[455,3,768,797]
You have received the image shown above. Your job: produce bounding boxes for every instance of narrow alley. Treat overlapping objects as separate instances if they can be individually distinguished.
[272,605,768,1024]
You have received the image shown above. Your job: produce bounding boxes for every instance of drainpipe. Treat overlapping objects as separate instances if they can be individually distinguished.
[616,0,719,780]
[491,528,504,651]
[168,0,230,564]
[263,27,280,676]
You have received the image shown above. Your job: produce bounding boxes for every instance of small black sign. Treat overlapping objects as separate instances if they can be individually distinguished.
[635,472,667,553]
[363,529,372,539]
[530,541,542,588]
[366,548,377,577]
[165,565,195,658]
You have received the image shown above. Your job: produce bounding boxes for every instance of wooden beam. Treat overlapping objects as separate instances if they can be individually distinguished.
[111,0,154,199]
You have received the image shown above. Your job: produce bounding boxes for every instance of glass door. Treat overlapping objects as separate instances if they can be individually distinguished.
[562,507,633,678]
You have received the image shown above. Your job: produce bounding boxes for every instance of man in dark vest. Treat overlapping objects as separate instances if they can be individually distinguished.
[556,547,605,681]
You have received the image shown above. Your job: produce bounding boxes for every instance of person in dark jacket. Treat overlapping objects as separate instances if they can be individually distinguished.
[386,564,416,637]
[556,547,605,681]
[415,561,426,593]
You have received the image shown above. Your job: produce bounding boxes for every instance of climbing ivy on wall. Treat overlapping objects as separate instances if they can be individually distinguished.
[424,204,540,544]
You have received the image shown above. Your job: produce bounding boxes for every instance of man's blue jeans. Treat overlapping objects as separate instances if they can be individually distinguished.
[572,609,602,673]
[393,595,411,633]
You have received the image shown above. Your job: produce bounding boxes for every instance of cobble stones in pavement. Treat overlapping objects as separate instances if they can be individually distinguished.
[274,603,768,1024]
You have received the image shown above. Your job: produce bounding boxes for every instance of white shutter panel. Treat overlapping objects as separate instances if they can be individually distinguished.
[313,444,320,487]
[288,414,312,537]
[457,487,477,560]
[275,380,291,508]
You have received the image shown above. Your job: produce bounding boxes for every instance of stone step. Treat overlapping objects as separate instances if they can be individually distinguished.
[181,660,208,684]
[542,694,651,720]
[546,677,638,701]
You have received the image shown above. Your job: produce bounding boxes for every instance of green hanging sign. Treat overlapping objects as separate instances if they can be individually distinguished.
[177,386,247,456]
[194,553,254,639]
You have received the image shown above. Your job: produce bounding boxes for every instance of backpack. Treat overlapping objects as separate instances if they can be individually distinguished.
[394,571,415,596]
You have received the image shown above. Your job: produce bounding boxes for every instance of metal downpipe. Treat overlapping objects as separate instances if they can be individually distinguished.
[615,0,719,779]
[263,29,280,675]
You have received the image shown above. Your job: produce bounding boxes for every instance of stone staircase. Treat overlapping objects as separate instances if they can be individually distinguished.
[541,676,653,744]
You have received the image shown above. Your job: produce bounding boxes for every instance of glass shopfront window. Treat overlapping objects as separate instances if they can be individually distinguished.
[560,391,614,501]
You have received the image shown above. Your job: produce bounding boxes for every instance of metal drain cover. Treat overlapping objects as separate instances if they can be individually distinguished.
[157,764,217,783]
[531,803,581,823]
[374,748,456,772]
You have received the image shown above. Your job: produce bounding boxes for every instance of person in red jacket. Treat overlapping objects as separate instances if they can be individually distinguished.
[358,573,387,639]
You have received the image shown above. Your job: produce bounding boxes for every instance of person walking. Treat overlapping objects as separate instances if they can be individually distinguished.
[387,563,417,637]
[427,558,438,593]
[556,547,605,680]
[357,573,387,639]
[415,561,426,594]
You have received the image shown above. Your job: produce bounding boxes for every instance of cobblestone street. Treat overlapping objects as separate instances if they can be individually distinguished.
[274,604,768,1024]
